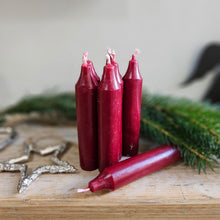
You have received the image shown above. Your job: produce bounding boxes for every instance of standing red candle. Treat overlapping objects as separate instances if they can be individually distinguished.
[98,55,123,172]
[75,53,98,171]
[78,145,181,192]
[122,50,143,156]
[107,49,123,158]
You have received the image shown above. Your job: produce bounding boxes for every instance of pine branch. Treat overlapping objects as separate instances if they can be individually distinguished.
[141,95,220,159]
[140,117,216,173]
[0,93,76,122]
[140,100,219,172]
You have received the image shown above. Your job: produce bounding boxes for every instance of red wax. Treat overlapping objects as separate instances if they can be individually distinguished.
[89,145,181,192]
[75,54,98,171]
[110,51,123,159]
[98,56,123,171]
[122,52,143,156]
[87,60,100,83]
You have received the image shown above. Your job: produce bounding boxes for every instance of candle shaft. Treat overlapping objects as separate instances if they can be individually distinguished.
[75,60,98,171]
[122,53,142,156]
[98,62,123,171]
[112,61,123,159]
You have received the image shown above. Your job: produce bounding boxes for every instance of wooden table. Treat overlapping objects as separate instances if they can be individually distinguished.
[0,123,219,219]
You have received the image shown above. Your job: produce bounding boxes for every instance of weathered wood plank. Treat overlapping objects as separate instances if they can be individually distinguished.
[0,124,219,219]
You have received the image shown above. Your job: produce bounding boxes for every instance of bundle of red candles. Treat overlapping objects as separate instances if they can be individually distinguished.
[76,49,142,171]
[75,49,181,193]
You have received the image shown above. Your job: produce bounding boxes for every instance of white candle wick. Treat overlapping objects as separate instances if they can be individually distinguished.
[106,54,111,64]
[77,187,90,193]
[112,50,116,62]
[133,49,140,58]
[107,48,112,56]
[82,52,88,64]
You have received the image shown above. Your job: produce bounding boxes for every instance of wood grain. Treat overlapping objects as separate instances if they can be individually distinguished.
[0,123,219,219]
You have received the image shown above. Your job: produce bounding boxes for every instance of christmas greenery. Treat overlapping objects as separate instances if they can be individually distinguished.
[0,93,77,124]
[140,94,220,173]
[0,92,219,172]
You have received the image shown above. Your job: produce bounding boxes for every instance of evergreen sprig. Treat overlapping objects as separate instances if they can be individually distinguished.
[141,94,220,172]
[0,93,76,124]
[1,92,220,172]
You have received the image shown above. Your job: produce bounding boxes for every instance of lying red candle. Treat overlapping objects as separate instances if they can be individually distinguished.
[75,53,98,171]
[78,145,181,193]
[98,55,123,172]
[122,49,143,156]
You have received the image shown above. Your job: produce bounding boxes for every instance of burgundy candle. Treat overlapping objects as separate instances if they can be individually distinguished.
[122,50,143,156]
[98,55,123,172]
[78,145,181,192]
[107,49,123,158]
[75,53,98,171]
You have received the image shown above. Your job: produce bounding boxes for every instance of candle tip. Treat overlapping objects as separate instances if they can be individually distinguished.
[107,48,116,62]
[107,48,112,55]
[77,187,90,193]
[106,54,111,64]
[82,52,88,64]
[132,49,140,60]
[83,52,88,57]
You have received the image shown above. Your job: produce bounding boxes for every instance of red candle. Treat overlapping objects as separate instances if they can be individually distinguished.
[75,53,98,171]
[98,55,123,172]
[122,50,143,156]
[107,49,123,159]
[78,145,181,192]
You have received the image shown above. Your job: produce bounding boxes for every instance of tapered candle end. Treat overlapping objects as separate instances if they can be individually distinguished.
[132,49,140,60]
[77,187,91,193]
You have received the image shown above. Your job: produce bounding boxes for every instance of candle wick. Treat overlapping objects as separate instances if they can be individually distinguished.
[82,52,88,64]
[106,54,111,64]
[132,49,140,60]
[107,48,114,61]
[77,187,90,193]
[107,48,116,62]
[107,48,112,56]
[112,50,116,62]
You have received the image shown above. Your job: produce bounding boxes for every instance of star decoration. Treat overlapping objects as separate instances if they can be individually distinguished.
[0,137,77,193]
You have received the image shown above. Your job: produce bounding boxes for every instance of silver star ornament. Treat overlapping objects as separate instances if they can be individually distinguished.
[0,138,77,193]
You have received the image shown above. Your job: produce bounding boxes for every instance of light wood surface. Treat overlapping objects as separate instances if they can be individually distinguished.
[0,123,219,219]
